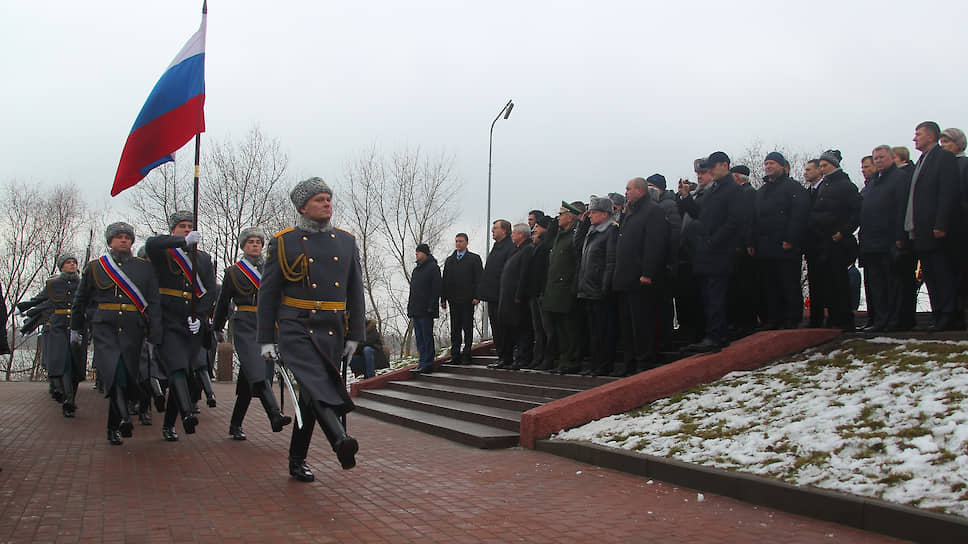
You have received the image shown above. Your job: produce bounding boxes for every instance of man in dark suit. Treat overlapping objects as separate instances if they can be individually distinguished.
[904,121,964,330]
[441,233,483,364]
[493,224,534,369]
[478,220,513,362]
[679,152,744,353]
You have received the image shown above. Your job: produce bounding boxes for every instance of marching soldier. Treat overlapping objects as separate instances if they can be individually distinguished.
[214,227,292,441]
[71,223,162,444]
[19,255,84,417]
[258,177,364,482]
[145,211,217,441]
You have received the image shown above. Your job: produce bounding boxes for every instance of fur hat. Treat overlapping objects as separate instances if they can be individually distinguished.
[290,177,333,210]
[104,222,135,245]
[237,227,266,249]
[589,196,613,213]
[56,254,77,270]
[607,192,626,207]
[820,149,843,168]
[169,210,195,232]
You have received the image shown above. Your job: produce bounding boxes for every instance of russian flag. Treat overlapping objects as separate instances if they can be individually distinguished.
[111,8,207,196]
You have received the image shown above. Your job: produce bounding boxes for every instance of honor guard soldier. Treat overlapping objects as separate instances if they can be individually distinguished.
[213,227,292,441]
[19,255,84,417]
[258,177,365,482]
[145,211,217,441]
[71,223,162,445]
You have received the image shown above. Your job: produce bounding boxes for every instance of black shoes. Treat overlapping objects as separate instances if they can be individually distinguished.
[107,429,123,445]
[119,419,134,438]
[182,415,198,434]
[154,394,166,413]
[206,395,217,408]
[270,413,293,433]
[138,410,152,426]
[861,324,885,333]
[289,457,315,482]
[162,426,179,442]
[683,338,726,354]
[334,436,359,470]
[410,366,433,375]
[229,425,246,441]
[62,402,76,418]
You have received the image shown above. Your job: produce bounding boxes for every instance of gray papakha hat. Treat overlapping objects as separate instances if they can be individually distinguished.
[290,177,333,210]
[589,196,613,214]
[56,254,78,270]
[169,210,195,232]
[238,227,266,249]
[105,222,135,245]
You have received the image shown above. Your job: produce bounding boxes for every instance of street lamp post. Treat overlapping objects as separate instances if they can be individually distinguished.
[483,98,514,341]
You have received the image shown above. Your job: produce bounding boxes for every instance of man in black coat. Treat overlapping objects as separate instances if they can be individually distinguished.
[679,152,745,352]
[575,197,618,375]
[748,152,809,330]
[727,165,759,334]
[527,216,556,370]
[478,220,513,362]
[492,224,534,369]
[440,233,483,364]
[614,178,668,374]
[646,174,682,349]
[808,150,862,331]
[904,121,964,330]
[408,243,442,373]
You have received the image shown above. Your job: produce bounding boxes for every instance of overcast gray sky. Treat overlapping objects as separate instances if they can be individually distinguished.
[2,0,966,251]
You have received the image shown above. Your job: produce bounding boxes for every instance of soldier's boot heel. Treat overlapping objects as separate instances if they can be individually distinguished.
[197,370,216,408]
[150,377,166,412]
[315,404,358,470]
[288,457,314,482]
[258,385,291,432]
[170,374,197,434]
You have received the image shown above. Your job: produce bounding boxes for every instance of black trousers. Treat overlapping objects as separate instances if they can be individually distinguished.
[759,258,803,328]
[619,286,656,371]
[700,274,730,343]
[674,262,704,343]
[448,301,475,358]
[805,252,826,327]
[918,248,958,319]
[861,252,892,329]
[729,252,760,329]
[530,298,555,366]
[498,306,533,365]
[891,250,917,330]
[583,298,614,372]
[814,254,854,329]
[486,301,503,360]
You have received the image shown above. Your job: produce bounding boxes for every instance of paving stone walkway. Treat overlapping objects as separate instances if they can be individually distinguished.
[0,382,904,543]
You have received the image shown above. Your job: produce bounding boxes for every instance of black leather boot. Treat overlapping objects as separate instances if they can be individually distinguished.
[197,369,216,407]
[170,373,198,434]
[313,404,358,470]
[228,425,246,440]
[112,387,133,438]
[61,374,76,418]
[288,457,314,482]
[161,426,178,441]
[107,428,123,445]
[150,377,166,412]
[257,383,292,432]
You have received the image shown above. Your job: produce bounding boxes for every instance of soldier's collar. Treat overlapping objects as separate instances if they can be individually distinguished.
[296,215,335,233]
[108,249,134,263]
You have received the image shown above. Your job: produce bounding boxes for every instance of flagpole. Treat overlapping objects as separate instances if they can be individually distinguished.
[191,133,200,318]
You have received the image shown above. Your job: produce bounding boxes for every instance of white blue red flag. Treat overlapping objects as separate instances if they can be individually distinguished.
[111,6,207,196]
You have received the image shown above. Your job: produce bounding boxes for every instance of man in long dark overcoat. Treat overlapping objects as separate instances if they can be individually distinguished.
[258,177,365,482]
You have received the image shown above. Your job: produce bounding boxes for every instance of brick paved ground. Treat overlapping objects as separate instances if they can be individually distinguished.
[0,382,905,543]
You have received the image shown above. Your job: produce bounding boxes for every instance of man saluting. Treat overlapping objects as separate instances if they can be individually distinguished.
[258,177,365,482]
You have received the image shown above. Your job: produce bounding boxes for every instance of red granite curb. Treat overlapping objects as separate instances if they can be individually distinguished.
[519,329,843,448]
[350,341,495,397]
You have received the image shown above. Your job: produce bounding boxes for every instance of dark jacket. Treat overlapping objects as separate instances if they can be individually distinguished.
[20,273,80,374]
[361,321,388,370]
[525,223,554,298]
[408,255,442,318]
[498,238,534,325]
[807,168,862,263]
[736,182,756,251]
[677,174,745,275]
[441,250,483,304]
[477,236,513,302]
[656,189,682,275]
[542,221,580,313]
[859,164,907,254]
[958,156,968,219]
[574,218,618,300]
[750,175,809,259]
[905,145,961,252]
[614,197,668,291]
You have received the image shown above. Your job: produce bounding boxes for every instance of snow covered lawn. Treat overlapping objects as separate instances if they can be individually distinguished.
[555,337,968,517]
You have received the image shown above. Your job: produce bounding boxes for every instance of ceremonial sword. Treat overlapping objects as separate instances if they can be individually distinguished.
[274,354,303,429]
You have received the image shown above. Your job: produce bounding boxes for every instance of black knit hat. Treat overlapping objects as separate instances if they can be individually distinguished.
[646,173,667,191]
[415,243,431,256]
[730,165,751,176]
[820,149,843,168]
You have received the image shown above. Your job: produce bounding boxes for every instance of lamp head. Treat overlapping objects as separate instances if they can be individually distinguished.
[504,101,514,119]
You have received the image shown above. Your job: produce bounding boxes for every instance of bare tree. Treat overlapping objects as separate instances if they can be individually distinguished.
[735,139,822,189]
[0,182,86,380]
[201,125,293,269]
[126,161,194,237]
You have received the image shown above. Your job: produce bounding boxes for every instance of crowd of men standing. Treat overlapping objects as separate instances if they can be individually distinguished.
[408,120,968,377]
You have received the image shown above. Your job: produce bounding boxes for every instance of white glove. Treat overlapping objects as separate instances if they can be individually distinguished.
[261,344,278,361]
[70,330,82,346]
[343,340,359,360]
[185,230,202,246]
[187,317,201,334]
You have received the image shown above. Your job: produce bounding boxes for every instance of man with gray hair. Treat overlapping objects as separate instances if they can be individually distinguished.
[575,197,619,375]
[493,223,534,369]
[258,177,365,481]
